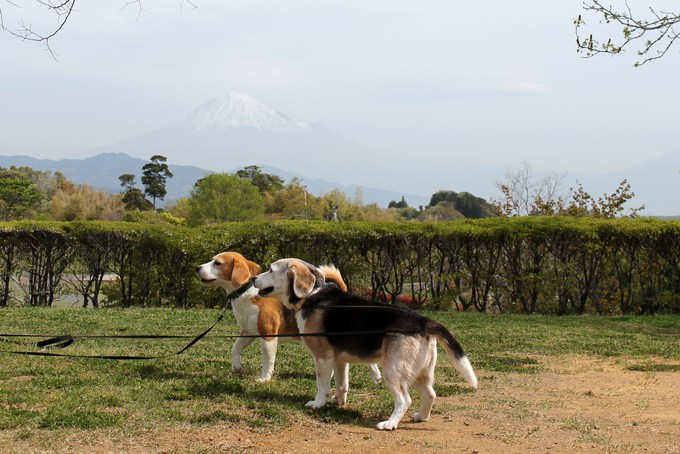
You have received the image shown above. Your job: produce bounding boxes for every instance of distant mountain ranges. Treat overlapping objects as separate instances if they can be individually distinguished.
[1,92,678,214]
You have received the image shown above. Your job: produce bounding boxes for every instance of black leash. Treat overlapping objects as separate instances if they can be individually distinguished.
[0,325,416,359]
[0,314,225,360]
[0,281,256,360]
[0,284,419,360]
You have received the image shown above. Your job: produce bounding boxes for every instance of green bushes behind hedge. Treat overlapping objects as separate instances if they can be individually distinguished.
[1,218,679,314]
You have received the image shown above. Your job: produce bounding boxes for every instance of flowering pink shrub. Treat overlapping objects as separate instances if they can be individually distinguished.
[356,289,428,308]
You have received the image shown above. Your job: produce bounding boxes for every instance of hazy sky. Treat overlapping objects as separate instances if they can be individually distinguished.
[2,1,679,175]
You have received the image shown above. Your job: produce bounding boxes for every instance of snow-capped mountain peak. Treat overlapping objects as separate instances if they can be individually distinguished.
[188,92,309,132]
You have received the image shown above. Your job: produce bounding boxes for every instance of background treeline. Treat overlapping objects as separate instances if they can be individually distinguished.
[1,218,679,315]
[1,158,641,225]
[0,162,496,224]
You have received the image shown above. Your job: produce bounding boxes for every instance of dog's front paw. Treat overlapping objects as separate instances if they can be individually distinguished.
[305,399,326,409]
[376,420,399,431]
[255,375,272,383]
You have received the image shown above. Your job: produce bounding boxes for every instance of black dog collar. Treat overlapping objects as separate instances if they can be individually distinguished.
[226,279,255,301]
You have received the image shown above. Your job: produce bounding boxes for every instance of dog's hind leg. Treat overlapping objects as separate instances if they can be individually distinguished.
[376,378,412,431]
[231,335,256,374]
[257,338,278,382]
[409,339,438,422]
[411,379,436,423]
[412,352,437,422]
[330,361,349,407]
[306,357,334,409]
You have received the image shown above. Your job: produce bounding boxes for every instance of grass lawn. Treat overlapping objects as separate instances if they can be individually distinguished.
[1,308,679,438]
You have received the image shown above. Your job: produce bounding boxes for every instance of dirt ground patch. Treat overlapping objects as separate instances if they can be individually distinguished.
[3,355,679,453]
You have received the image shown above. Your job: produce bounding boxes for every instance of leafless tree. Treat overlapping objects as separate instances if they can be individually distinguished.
[575,1,680,66]
[494,161,566,217]
[495,162,644,218]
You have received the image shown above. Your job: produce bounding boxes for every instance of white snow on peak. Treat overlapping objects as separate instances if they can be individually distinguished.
[188,92,309,132]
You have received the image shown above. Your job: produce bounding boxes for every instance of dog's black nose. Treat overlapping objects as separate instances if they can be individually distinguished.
[195,266,201,272]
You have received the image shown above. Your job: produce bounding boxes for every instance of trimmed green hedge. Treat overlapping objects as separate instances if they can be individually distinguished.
[1,218,679,314]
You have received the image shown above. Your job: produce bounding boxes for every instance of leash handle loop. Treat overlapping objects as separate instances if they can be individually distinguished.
[34,335,74,349]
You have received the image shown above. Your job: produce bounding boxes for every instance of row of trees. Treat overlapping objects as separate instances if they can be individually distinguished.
[115,158,499,224]
[1,157,645,225]
[1,158,498,224]
[0,156,179,222]
[1,219,678,314]
[125,159,641,224]
[166,169,497,225]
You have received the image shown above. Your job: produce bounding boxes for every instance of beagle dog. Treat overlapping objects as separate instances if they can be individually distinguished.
[253,258,477,430]
[196,252,381,384]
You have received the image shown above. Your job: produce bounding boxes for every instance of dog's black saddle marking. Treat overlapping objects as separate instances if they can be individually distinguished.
[301,285,430,358]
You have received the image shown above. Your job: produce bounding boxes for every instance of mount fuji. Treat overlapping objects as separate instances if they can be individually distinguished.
[88,92,502,202]
[189,92,310,132]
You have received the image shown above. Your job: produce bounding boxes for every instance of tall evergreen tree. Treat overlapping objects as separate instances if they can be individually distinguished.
[141,155,173,210]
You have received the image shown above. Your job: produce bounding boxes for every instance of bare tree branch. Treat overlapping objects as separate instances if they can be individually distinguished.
[179,1,198,13]
[575,0,680,66]
[119,0,144,22]
[1,0,77,59]
[1,1,198,58]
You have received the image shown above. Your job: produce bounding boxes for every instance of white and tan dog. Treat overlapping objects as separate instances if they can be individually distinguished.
[253,258,478,430]
[196,252,381,384]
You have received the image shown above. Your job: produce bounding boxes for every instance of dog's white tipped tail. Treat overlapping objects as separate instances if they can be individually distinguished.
[454,355,478,389]
[429,320,478,389]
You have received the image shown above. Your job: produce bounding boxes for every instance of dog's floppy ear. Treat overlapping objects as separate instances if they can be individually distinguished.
[288,261,324,299]
[246,259,261,277]
[230,257,258,288]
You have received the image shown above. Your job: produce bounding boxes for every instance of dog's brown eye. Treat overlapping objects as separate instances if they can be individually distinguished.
[214,261,222,266]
